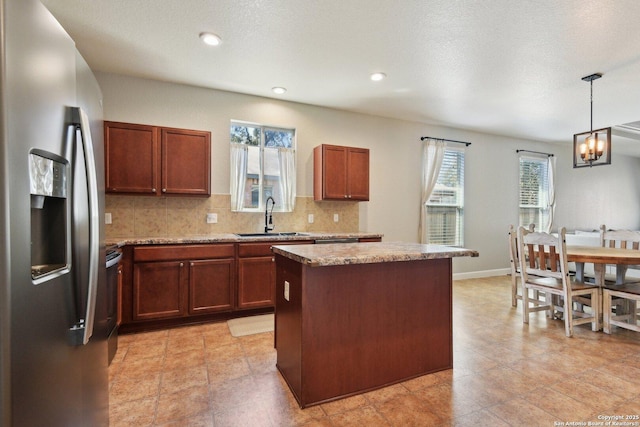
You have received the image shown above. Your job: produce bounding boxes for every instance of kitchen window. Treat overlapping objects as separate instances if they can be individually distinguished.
[230,121,296,212]
[518,154,551,231]
[426,148,465,246]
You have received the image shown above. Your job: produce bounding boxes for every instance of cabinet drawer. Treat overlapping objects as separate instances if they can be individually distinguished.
[134,244,235,262]
[238,240,314,257]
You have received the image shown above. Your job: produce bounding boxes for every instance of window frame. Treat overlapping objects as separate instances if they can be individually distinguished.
[426,147,465,246]
[518,154,550,231]
[230,120,296,213]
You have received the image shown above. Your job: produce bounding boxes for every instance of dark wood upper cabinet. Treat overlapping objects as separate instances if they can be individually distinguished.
[161,127,211,196]
[104,122,159,194]
[314,144,369,201]
[105,121,211,196]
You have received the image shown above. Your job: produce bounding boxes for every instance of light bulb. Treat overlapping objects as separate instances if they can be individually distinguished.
[199,32,221,46]
[596,138,605,156]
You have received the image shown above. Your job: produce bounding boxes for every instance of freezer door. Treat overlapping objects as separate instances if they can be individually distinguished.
[2,0,108,425]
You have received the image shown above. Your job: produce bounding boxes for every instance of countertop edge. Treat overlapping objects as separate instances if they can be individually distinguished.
[271,242,479,267]
[106,232,384,247]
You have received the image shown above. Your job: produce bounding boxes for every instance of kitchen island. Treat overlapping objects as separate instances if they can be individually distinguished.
[271,242,478,408]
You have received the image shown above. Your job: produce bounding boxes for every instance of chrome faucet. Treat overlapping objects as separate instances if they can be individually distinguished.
[265,196,275,233]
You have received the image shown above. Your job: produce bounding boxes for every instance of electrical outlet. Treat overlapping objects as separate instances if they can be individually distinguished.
[284,281,290,301]
[206,213,218,224]
[105,213,112,224]
[333,213,339,222]
[308,214,314,223]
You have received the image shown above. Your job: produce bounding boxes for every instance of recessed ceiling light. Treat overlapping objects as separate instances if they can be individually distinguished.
[272,87,287,95]
[370,72,386,81]
[199,32,221,46]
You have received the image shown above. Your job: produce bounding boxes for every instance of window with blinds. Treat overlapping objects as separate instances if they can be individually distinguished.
[519,155,549,231]
[426,148,465,246]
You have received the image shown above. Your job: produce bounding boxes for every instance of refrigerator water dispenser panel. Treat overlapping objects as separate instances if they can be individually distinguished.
[29,150,69,281]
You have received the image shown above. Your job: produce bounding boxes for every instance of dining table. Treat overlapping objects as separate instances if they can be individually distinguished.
[565,245,640,331]
[567,245,640,286]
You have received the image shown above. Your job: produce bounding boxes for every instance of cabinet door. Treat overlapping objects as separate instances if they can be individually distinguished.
[133,261,186,320]
[189,258,234,314]
[347,148,369,201]
[161,127,211,196]
[105,122,159,194]
[320,145,348,200]
[237,256,275,309]
[314,144,370,201]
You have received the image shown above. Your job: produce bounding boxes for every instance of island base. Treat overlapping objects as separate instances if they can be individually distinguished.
[274,254,453,408]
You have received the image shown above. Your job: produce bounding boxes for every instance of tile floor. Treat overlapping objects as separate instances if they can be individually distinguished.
[108,275,640,426]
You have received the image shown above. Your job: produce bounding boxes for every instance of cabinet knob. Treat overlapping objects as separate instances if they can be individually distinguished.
[272,257,275,262]
[344,195,348,198]
[348,195,352,198]
[190,262,194,266]
[162,188,167,193]
[151,188,156,193]
[180,262,184,267]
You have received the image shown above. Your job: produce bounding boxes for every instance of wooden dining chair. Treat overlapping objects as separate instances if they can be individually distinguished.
[508,224,544,307]
[518,226,600,337]
[600,224,640,285]
[603,284,640,334]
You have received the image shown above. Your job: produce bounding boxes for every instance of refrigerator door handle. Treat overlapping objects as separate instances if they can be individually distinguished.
[68,107,100,346]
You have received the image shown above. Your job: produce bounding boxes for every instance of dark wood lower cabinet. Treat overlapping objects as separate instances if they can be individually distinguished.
[133,260,186,320]
[133,258,235,321]
[127,244,236,328]
[189,258,234,314]
[119,238,381,332]
[237,240,314,310]
[237,256,275,309]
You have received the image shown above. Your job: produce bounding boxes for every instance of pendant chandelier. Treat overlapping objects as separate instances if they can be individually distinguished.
[573,73,611,168]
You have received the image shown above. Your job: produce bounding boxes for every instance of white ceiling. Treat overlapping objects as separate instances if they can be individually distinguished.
[41,0,640,156]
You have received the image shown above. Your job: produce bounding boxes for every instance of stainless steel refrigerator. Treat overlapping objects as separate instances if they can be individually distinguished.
[0,0,109,425]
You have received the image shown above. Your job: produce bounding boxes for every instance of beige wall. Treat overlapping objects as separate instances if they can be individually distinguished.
[97,72,640,275]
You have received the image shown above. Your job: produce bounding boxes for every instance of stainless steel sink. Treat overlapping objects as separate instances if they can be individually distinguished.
[235,232,309,237]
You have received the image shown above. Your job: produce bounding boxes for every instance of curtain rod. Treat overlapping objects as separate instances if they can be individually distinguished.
[516,149,554,157]
[420,136,471,146]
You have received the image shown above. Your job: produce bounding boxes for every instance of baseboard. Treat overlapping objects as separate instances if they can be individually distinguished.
[453,268,510,280]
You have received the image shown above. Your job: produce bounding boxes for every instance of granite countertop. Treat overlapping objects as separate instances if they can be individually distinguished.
[271,241,479,267]
[105,232,383,247]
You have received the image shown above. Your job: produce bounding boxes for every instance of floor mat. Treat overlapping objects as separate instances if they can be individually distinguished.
[227,314,274,337]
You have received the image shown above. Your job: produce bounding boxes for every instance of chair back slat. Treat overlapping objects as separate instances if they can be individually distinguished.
[527,243,536,268]
[600,224,640,249]
[518,227,568,282]
[549,246,558,272]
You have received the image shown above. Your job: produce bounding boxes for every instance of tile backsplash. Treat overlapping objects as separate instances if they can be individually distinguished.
[105,194,360,238]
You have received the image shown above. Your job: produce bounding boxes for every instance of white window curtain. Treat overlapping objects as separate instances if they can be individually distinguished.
[419,139,446,243]
[230,143,248,212]
[277,147,296,212]
[546,155,556,233]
